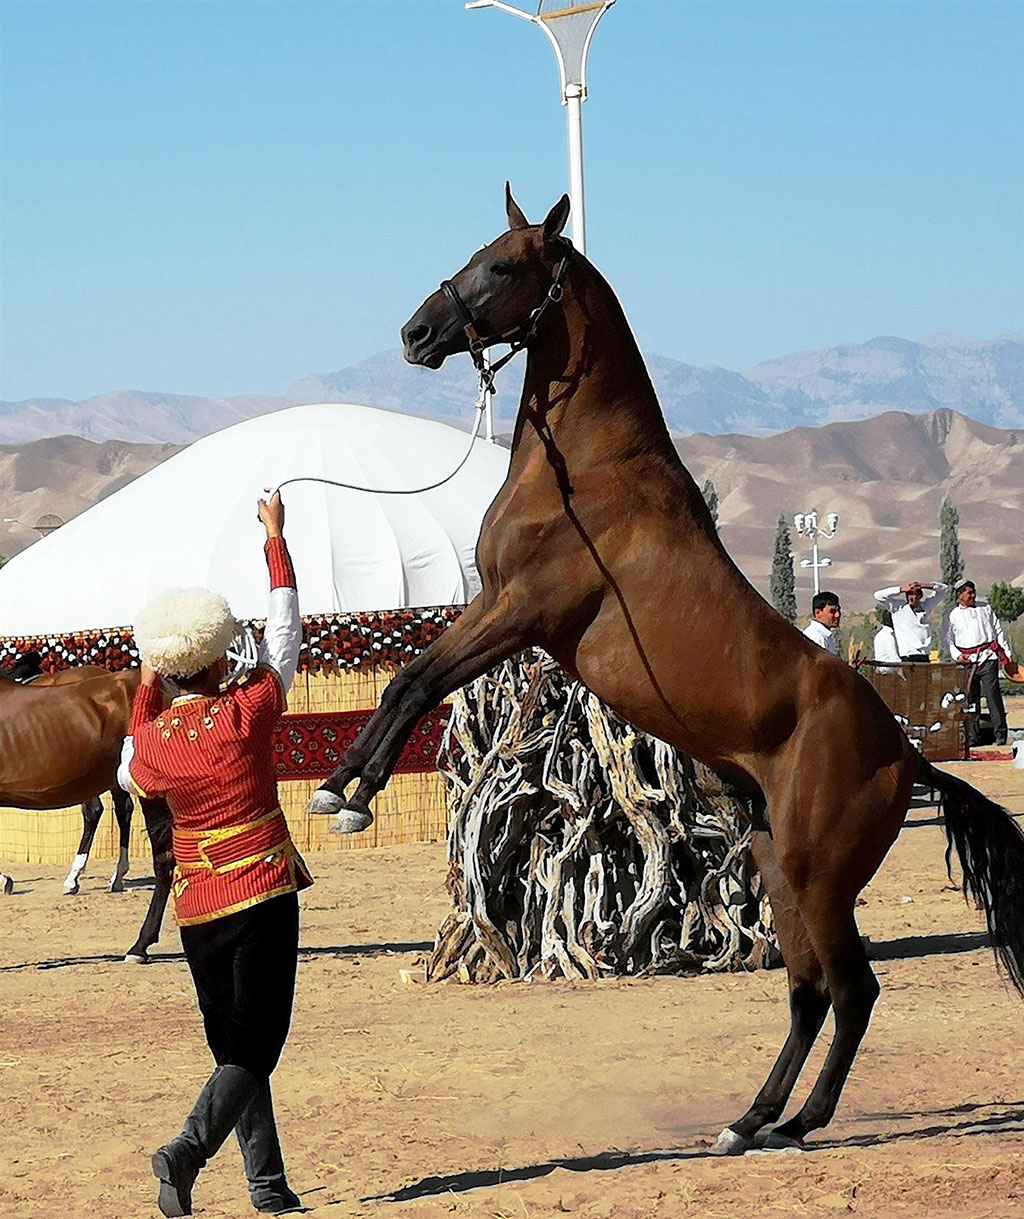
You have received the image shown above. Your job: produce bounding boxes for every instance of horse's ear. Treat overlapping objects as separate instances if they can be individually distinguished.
[506,182,529,230]
[542,194,571,243]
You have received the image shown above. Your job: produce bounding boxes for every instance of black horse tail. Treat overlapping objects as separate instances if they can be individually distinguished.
[924,759,1024,996]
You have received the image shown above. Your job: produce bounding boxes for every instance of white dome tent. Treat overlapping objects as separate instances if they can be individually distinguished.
[0,403,509,635]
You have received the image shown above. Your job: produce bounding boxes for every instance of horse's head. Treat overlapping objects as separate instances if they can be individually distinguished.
[402,185,571,369]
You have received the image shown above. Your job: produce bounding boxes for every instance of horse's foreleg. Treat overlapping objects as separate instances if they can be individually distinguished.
[1,868,13,895]
[311,597,527,832]
[712,831,831,1155]
[108,788,133,892]
[124,798,173,964]
[63,797,104,895]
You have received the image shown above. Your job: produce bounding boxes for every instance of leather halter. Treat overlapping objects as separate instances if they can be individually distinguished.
[440,248,572,393]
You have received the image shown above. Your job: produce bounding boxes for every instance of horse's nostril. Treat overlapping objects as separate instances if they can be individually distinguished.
[405,323,432,349]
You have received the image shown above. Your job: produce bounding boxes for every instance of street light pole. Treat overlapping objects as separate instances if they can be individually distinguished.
[793,510,839,597]
[466,0,616,256]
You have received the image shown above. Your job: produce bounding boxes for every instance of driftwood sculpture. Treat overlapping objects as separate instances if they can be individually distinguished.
[429,652,779,983]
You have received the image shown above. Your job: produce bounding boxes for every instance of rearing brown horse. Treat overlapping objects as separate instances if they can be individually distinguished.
[310,187,1024,1152]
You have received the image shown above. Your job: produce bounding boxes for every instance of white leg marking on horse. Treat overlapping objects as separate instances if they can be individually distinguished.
[709,1128,753,1156]
[331,808,374,834]
[63,853,89,895]
[308,789,344,816]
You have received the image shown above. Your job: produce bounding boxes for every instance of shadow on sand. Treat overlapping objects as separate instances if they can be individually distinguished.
[0,941,434,973]
[365,1099,1024,1204]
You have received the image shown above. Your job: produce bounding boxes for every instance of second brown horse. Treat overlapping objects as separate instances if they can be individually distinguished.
[0,667,172,961]
[310,187,1024,1152]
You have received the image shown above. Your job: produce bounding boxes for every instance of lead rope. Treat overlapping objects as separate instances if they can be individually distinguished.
[271,373,490,498]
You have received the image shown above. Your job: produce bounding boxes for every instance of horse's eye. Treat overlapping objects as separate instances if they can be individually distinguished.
[491,261,515,276]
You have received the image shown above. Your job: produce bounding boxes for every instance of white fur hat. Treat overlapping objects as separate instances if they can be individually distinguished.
[134,587,238,678]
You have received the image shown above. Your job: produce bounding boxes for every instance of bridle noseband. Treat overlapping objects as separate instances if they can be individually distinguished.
[440,248,572,393]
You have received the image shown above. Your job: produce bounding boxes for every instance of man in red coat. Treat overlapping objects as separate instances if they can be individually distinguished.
[119,492,310,1217]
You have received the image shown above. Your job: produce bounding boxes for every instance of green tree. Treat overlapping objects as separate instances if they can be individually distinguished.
[700,478,719,527]
[938,494,964,594]
[770,514,797,624]
[989,582,1024,623]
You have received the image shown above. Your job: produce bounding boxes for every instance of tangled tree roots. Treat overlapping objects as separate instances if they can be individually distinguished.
[429,652,780,983]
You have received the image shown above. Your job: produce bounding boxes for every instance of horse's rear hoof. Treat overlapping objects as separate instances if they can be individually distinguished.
[761,1129,805,1152]
[110,880,125,894]
[62,881,80,895]
[124,952,149,965]
[308,788,344,816]
[709,1127,752,1156]
[331,804,374,835]
[2,875,13,896]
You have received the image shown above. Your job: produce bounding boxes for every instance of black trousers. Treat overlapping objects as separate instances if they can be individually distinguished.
[968,659,1008,746]
[180,891,299,1080]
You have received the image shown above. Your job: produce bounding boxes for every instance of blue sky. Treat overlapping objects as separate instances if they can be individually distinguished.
[2,0,1021,402]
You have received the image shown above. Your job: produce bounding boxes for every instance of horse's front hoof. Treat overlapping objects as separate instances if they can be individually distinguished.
[62,880,80,896]
[2,875,14,896]
[110,880,125,894]
[331,804,374,835]
[308,788,345,816]
[709,1127,753,1156]
[123,952,149,965]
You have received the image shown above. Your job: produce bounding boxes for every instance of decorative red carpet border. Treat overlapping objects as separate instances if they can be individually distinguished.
[0,606,463,675]
[272,707,451,780]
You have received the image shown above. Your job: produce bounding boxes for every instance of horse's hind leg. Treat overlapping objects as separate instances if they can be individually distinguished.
[124,798,173,964]
[763,890,879,1149]
[311,595,527,830]
[1,867,13,895]
[108,788,133,892]
[712,831,832,1155]
[63,797,104,895]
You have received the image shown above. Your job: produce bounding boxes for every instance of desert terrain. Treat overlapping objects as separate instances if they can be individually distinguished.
[3,736,1024,1219]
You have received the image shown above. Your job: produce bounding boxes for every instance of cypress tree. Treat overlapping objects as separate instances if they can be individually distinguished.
[701,478,719,527]
[938,494,964,595]
[770,514,798,624]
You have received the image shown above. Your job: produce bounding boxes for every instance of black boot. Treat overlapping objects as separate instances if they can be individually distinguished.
[152,1064,260,1217]
[236,1079,303,1213]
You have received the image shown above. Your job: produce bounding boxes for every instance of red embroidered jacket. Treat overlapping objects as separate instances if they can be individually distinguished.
[126,537,312,925]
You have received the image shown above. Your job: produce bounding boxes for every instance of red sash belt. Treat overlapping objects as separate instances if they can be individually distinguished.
[959,640,1012,667]
[174,808,292,874]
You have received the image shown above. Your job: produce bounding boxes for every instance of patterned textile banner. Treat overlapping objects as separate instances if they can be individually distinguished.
[0,606,463,676]
[272,707,451,780]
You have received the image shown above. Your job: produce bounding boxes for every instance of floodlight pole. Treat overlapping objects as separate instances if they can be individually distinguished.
[466,0,616,257]
[794,510,839,597]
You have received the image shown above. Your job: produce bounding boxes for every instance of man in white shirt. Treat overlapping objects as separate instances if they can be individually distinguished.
[873,580,948,662]
[872,610,902,673]
[945,579,1014,747]
[802,591,841,655]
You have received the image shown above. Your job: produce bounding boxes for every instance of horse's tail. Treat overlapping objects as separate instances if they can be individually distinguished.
[924,758,1024,996]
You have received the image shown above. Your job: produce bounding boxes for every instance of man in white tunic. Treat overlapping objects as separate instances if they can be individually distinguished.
[945,579,1014,747]
[873,580,948,662]
[802,591,841,655]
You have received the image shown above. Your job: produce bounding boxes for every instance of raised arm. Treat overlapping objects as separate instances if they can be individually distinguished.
[257,492,302,696]
[873,585,904,608]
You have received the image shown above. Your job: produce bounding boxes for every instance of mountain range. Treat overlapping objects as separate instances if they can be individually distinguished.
[2,334,1022,445]
[1,407,1020,616]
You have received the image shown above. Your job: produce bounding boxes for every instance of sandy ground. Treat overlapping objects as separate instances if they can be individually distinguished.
[3,753,1024,1219]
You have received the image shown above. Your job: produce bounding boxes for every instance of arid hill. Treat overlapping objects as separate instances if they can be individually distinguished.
[0,436,180,561]
[681,407,1024,613]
